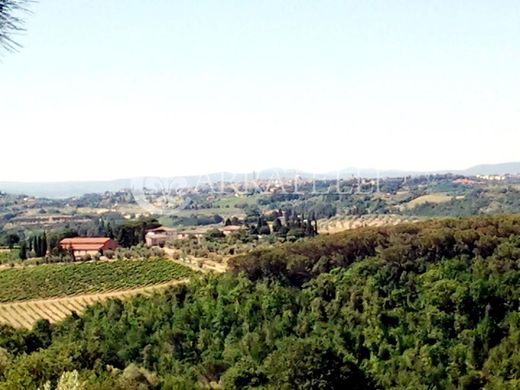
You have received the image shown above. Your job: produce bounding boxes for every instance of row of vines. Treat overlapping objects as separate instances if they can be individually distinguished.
[0,259,193,303]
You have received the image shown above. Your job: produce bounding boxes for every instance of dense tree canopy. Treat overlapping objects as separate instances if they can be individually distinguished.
[0,216,520,388]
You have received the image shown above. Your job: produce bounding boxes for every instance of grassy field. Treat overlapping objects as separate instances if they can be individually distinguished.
[0,249,17,264]
[404,193,453,209]
[0,259,193,303]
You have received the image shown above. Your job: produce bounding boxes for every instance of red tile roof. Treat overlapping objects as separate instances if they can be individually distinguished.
[60,237,111,245]
[61,244,105,251]
[146,227,177,233]
[59,237,114,251]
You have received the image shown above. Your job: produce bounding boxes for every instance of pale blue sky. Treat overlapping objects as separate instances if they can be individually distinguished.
[1,0,519,181]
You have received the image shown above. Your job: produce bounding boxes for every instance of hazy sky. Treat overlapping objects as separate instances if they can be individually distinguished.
[1,0,519,181]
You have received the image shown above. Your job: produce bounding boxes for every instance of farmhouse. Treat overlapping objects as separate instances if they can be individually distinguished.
[145,227,178,247]
[220,225,243,235]
[59,237,118,259]
[175,229,207,240]
[144,227,206,247]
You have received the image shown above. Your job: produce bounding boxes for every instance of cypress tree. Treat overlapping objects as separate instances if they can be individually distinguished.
[35,235,44,257]
[106,223,114,239]
[42,232,48,257]
[19,241,27,260]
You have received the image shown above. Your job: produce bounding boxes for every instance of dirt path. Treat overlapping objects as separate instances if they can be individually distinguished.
[0,278,190,329]
[163,248,227,273]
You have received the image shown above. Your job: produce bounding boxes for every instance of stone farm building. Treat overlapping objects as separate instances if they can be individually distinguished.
[220,225,242,235]
[59,237,118,259]
[175,229,207,240]
[144,227,179,247]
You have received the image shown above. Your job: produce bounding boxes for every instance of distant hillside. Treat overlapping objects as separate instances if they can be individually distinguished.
[0,179,133,198]
[1,162,519,198]
[462,162,520,175]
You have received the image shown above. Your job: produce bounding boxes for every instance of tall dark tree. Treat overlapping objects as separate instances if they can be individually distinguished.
[106,222,114,239]
[41,232,47,257]
[35,235,42,257]
[18,240,27,260]
[3,233,19,249]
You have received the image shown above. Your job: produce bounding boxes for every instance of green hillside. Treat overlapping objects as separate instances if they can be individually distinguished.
[1,216,520,388]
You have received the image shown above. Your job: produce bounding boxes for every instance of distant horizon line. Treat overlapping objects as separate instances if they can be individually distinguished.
[1,161,520,184]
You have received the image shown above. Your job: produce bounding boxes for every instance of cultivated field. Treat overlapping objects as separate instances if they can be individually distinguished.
[318,214,418,234]
[0,279,188,329]
[403,193,454,209]
[0,259,193,303]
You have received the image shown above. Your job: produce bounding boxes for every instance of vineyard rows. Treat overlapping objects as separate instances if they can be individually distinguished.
[318,214,418,234]
[0,279,189,329]
[0,259,193,303]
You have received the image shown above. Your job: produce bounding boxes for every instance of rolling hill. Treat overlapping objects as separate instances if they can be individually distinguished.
[1,162,519,198]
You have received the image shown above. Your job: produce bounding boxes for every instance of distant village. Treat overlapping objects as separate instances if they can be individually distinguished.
[3,173,520,262]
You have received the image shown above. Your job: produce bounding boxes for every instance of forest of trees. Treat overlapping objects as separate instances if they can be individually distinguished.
[0,216,519,388]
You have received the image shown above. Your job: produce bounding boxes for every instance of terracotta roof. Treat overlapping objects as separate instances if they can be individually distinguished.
[146,227,177,233]
[60,244,106,251]
[59,237,114,251]
[60,237,111,245]
[179,229,206,235]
